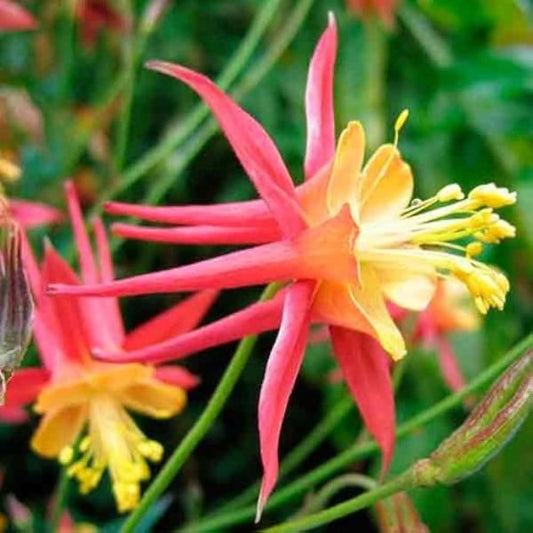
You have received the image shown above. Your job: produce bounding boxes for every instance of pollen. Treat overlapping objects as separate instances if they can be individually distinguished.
[437,184,465,202]
[466,242,483,258]
[468,183,517,208]
[59,394,166,513]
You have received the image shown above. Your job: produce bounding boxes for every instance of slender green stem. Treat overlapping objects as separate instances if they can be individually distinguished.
[181,334,532,532]
[262,471,413,532]
[295,474,377,517]
[119,283,281,533]
[106,0,283,201]
[49,468,69,532]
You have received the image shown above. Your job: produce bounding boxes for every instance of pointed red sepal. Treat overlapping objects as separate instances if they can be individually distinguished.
[105,198,274,227]
[65,181,99,284]
[49,206,357,298]
[124,289,218,350]
[2,367,50,407]
[256,281,315,521]
[0,405,28,423]
[41,243,92,368]
[93,291,285,364]
[304,14,337,180]
[146,61,306,238]
[91,216,126,346]
[330,326,396,475]
[112,222,280,245]
[0,0,36,31]
[155,365,200,390]
[9,200,62,229]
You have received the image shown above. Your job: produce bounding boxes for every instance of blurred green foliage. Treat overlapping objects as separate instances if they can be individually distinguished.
[0,0,531,531]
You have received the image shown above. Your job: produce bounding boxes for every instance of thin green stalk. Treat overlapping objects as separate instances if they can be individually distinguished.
[181,334,532,532]
[106,0,283,201]
[262,471,413,532]
[119,283,281,533]
[49,468,69,532]
[295,473,377,517]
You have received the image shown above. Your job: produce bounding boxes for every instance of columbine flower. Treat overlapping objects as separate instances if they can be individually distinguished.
[49,16,516,516]
[0,0,36,31]
[0,182,216,512]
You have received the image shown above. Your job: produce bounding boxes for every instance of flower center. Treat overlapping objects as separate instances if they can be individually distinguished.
[59,394,164,513]
[356,182,516,314]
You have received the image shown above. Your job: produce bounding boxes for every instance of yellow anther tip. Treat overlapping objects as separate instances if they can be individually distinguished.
[58,446,74,465]
[437,184,465,202]
[394,109,409,132]
[466,242,483,258]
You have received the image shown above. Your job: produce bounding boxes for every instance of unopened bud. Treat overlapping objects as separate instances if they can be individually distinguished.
[0,211,34,403]
[411,350,532,486]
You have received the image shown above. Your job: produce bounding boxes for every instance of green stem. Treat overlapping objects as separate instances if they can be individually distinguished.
[106,0,284,201]
[262,471,413,532]
[296,473,377,517]
[49,468,69,532]
[119,283,281,533]
[181,334,532,532]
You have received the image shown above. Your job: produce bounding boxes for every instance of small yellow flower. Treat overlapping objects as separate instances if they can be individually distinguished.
[33,363,185,513]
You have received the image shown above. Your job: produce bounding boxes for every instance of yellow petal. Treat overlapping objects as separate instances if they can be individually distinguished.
[359,144,413,223]
[349,266,406,360]
[35,380,92,413]
[31,405,87,458]
[327,121,365,218]
[117,378,187,419]
[377,266,436,311]
[87,363,153,391]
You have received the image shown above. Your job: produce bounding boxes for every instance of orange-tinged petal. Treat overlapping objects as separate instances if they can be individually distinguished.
[31,405,87,457]
[327,121,365,218]
[117,378,186,419]
[359,144,413,223]
[34,380,92,413]
[350,266,406,360]
[313,281,376,337]
[377,267,436,311]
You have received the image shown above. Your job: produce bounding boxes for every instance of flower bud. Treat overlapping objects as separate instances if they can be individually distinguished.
[0,210,33,403]
[411,351,532,486]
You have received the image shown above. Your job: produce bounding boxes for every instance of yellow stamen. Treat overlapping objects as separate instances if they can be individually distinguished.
[466,242,483,258]
[468,183,516,208]
[436,184,465,202]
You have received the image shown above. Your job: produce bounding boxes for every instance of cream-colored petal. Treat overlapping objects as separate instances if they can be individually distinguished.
[31,405,87,458]
[117,378,186,419]
[327,121,365,219]
[348,266,407,360]
[377,266,436,311]
[359,144,413,223]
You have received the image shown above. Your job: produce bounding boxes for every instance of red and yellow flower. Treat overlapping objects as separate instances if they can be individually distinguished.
[0,182,216,512]
[49,17,516,516]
